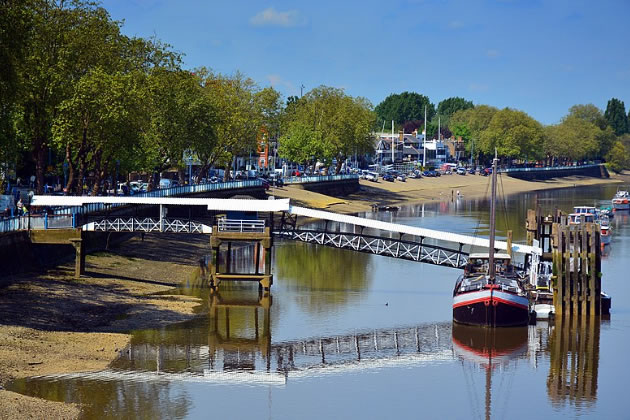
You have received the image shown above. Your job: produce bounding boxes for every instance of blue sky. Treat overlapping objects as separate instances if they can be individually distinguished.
[101,0,630,125]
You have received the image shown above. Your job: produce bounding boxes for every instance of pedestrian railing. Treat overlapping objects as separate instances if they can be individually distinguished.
[282,174,359,185]
[499,163,602,173]
[50,180,264,216]
[218,218,266,233]
[0,214,76,232]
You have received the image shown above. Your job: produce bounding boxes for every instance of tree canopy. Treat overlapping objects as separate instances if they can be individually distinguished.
[279,86,375,171]
[374,92,434,129]
[604,98,628,136]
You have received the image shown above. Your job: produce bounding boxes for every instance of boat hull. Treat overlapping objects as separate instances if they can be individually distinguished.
[612,199,629,210]
[453,289,529,327]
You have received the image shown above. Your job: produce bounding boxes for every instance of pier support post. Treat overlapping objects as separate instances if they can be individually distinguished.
[69,238,85,279]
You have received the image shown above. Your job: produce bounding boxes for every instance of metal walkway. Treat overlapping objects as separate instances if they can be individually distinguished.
[30,196,541,268]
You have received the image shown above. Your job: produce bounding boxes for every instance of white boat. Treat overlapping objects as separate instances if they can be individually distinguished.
[612,189,630,210]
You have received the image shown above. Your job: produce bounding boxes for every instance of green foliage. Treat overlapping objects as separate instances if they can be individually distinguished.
[479,108,544,159]
[437,97,474,119]
[279,86,375,171]
[606,140,630,173]
[374,91,434,128]
[604,98,628,136]
[278,121,323,164]
[568,104,607,130]
[544,116,600,161]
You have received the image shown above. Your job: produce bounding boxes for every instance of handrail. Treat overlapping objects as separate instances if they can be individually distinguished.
[282,174,359,184]
[498,163,601,173]
[217,218,266,233]
[49,179,263,216]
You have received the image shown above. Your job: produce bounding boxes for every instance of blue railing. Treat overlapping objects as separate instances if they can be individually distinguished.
[0,214,76,232]
[283,174,359,184]
[50,180,263,216]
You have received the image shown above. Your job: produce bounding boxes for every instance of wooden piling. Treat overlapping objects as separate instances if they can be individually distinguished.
[529,207,602,317]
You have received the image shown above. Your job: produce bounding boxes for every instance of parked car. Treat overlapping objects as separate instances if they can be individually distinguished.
[383,174,395,182]
[396,174,406,182]
[456,167,467,175]
[483,167,493,176]
[365,172,378,182]
[468,168,476,175]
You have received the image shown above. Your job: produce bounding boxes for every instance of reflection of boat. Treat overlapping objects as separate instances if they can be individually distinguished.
[452,324,528,420]
[599,215,612,245]
[453,153,530,327]
[612,189,629,210]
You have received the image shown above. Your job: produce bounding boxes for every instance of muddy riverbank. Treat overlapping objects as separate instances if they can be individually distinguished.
[268,171,628,213]
[0,233,210,419]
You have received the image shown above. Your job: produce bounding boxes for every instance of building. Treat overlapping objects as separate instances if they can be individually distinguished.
[374,130,449,167]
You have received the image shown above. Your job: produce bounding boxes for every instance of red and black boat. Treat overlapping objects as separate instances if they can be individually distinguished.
[452,153,530,327]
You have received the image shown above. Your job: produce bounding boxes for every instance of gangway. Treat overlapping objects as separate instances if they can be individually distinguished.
[29,196,541,271]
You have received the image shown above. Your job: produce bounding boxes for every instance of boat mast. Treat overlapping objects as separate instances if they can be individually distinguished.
[488,150,498,282]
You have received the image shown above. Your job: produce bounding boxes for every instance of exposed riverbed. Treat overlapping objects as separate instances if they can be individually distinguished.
[3,183,629,419]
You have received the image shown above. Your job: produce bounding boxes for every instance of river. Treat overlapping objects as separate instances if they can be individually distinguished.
[8,184,629,419]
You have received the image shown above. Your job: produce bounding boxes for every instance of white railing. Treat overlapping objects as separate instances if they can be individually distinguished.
[50,179,264,216]
[217,218,266,233]
[282,174,359,185]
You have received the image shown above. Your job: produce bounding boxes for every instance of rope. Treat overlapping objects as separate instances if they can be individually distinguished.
[472,174,492,241]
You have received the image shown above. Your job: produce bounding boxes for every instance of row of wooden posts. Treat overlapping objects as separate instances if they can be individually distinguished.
[526,208,602,317]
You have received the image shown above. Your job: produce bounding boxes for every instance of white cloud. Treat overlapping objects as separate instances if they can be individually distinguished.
[486,49,500,58]
[469,83,489,92]
[250,8,304,27]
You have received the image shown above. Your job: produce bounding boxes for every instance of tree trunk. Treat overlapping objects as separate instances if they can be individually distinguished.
[335,155,345,174]
[90,149,103,196]
[34,139,46,194]
[64,142,76,194]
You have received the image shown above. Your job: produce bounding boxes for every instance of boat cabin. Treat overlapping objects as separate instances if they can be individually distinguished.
[573,206,598,217]
[464,252,514,276]
[568,212,595,224]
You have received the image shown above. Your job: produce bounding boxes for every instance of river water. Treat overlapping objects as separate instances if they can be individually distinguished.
[9,184,629,419]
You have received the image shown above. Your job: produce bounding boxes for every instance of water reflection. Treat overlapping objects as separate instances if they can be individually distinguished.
[547,317,600,409]
[275,241,373,313]
[452,324,529,420]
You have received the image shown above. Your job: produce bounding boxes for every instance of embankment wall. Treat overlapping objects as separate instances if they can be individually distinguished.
[506,165,609,180]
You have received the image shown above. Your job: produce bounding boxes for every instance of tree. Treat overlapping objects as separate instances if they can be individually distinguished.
[544,116,600,163]
[52,68,146,195]
[449,105,498,160]
[437,97,474,119]
[203,71,261,179]
[568,104,607,129]
[278,121,323,165]
[280,86,375,173]
[0,0,32,172]
[374,91,434,129]
[606,140,630,173]
[479,108,544,160]
[604,98,628,136]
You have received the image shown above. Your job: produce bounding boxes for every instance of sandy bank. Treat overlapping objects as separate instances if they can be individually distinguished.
[0,233,210,419]
[268,172,626,214]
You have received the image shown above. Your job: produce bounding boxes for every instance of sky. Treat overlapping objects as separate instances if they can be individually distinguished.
[100,0,630,125]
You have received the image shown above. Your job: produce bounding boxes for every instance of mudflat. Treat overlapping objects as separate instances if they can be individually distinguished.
[0,233,209,419]
[268,172,627,213]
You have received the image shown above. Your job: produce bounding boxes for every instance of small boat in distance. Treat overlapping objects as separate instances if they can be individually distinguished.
[452,152,530,327]
[612,189,629,210]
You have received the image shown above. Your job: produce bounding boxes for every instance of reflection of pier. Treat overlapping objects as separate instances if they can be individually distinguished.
[547,317,600,408]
